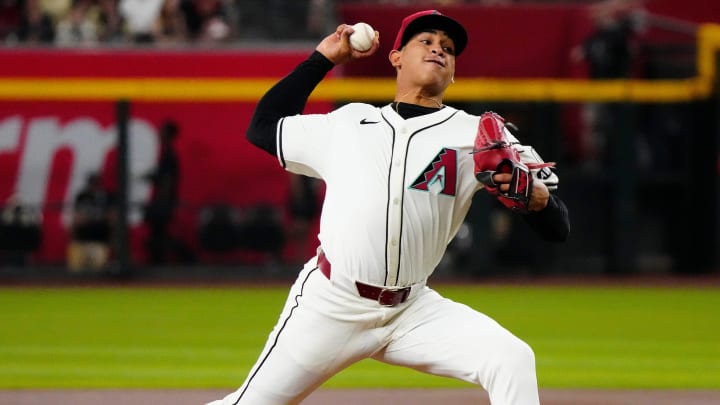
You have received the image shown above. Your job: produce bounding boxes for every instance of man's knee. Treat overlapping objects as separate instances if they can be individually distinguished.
[464,336,536,386]
[502,339,536,374]
[488,338,540,404]
[480,337,536,382]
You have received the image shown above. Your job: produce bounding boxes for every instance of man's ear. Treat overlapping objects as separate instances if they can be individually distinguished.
[388,50,401,68]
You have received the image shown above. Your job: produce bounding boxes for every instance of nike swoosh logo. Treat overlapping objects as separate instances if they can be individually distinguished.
[360,118,380,125]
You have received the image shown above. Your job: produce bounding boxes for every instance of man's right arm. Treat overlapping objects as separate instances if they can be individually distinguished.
[246,23,380,156]
[245,51,335,156]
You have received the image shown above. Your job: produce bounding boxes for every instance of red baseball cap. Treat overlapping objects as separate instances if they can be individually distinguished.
[393,10,468,56]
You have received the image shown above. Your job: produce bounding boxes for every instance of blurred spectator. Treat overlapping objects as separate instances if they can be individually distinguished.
[97,0,123,42]
[142,119,191,265]
[54,0,122,45]
[198,204,243,253]
[573,1,643,79]
[67,173,116,272]
[157,0,187,44]
[297,0,332,39]
[304,0,328,38]
[197,203,285,264]
[232,0,330,41]
[54,0,100,46]
[18,0,55,43]
[40,0,73,24]
[181,0,231,43]
[0,194,42,266]
[0,0,55,44]
[118,0,163,43]
[0,0,24,43]
[269,0,328,40]
[570,0,644,165]
[237,204,285,264]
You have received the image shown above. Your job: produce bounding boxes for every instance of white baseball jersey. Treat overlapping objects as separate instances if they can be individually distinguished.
[280,103,478,287]
[280,102,553,287]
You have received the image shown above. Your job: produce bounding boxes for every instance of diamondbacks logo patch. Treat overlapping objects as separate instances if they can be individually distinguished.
[410,148,457,196]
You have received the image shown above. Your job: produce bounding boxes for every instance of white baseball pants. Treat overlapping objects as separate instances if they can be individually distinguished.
[207,262,540,405]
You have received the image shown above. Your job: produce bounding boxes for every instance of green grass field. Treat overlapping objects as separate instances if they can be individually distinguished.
[1,284,718,389]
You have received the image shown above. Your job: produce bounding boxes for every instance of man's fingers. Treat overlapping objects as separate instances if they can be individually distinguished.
[492,173,512,193]
[492,173,512,184]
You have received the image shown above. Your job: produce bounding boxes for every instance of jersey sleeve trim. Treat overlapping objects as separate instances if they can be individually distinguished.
[277,117,286,168]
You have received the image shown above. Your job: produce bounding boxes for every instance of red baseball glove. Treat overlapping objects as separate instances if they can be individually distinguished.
[472,112,554,213]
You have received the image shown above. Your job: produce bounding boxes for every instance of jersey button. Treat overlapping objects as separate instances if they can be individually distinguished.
[393,198,400,205]
[391,239,398,246]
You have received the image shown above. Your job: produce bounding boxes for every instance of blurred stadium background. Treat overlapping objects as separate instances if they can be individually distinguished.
[0,0,718,280]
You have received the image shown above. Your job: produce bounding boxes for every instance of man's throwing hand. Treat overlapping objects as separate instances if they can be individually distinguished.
[316,24,380,65]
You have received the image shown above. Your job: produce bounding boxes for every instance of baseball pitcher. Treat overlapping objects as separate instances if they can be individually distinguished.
[208,9,570,405]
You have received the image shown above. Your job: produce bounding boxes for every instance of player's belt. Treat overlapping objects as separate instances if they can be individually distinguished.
[317,251,411,307]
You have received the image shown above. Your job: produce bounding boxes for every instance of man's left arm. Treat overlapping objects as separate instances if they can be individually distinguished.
[517,142,570,242]
[524,188,570,242]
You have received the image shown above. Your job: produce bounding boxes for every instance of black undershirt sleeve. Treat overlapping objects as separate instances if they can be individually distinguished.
[522,193,570,242]
[246,51,335,156]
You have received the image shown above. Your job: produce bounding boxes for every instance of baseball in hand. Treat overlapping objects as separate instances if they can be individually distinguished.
[349,22,375,52]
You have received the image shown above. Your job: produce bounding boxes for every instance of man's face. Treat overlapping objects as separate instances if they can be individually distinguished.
[396,29,456,91]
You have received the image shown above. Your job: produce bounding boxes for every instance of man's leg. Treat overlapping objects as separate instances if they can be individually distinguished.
[375,287,540,405]
[209,266,385,405]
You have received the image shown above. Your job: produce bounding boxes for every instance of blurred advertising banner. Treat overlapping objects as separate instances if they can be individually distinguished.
[0,49,330,264]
